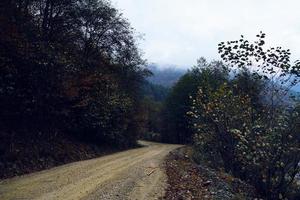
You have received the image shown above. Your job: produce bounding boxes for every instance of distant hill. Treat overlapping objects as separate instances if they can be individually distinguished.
[141,80,170,102]
[147,64,186,88]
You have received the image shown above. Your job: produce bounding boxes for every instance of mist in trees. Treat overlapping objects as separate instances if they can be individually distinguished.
[147,64,186,87]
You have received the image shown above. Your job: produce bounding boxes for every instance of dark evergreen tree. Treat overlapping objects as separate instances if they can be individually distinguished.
[161,58,229,144]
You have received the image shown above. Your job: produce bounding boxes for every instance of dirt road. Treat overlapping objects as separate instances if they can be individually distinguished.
[0,141,181,200]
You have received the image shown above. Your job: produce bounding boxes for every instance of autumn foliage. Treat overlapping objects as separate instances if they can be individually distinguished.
[189,33,300,199]
[0,0,147,150]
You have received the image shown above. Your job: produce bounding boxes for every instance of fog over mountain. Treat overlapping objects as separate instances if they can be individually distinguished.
[147,64,186,87]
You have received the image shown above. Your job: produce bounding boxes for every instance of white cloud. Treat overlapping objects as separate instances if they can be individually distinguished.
[112,0,300,67]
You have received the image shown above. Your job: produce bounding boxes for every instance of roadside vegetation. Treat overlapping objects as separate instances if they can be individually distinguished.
[0,0,148,178]
[1,1,299,200]
[161,33,300,199]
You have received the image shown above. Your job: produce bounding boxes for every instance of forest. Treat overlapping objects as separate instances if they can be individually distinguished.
[157,35,300,199]
[0,0,149,178]
[1,0,300,200]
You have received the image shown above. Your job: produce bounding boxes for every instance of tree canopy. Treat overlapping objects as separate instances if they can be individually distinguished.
[0,0,147,147]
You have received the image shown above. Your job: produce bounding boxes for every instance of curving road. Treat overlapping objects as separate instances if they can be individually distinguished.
[0,141,181,200]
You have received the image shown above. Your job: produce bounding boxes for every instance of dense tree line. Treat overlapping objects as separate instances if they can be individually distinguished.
[160,58,228,144]
[138,80,169,141]
[141,80,170,102]
[0,0,147,148]
[160,33,300,199]
[188,34,300,199]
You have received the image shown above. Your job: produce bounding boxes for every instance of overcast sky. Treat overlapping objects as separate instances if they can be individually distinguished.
[112,0,300,68]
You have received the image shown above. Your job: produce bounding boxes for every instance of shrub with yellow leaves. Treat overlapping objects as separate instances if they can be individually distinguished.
[189,83,300,200]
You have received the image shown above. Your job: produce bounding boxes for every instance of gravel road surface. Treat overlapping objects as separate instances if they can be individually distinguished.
[0,141,181,200]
